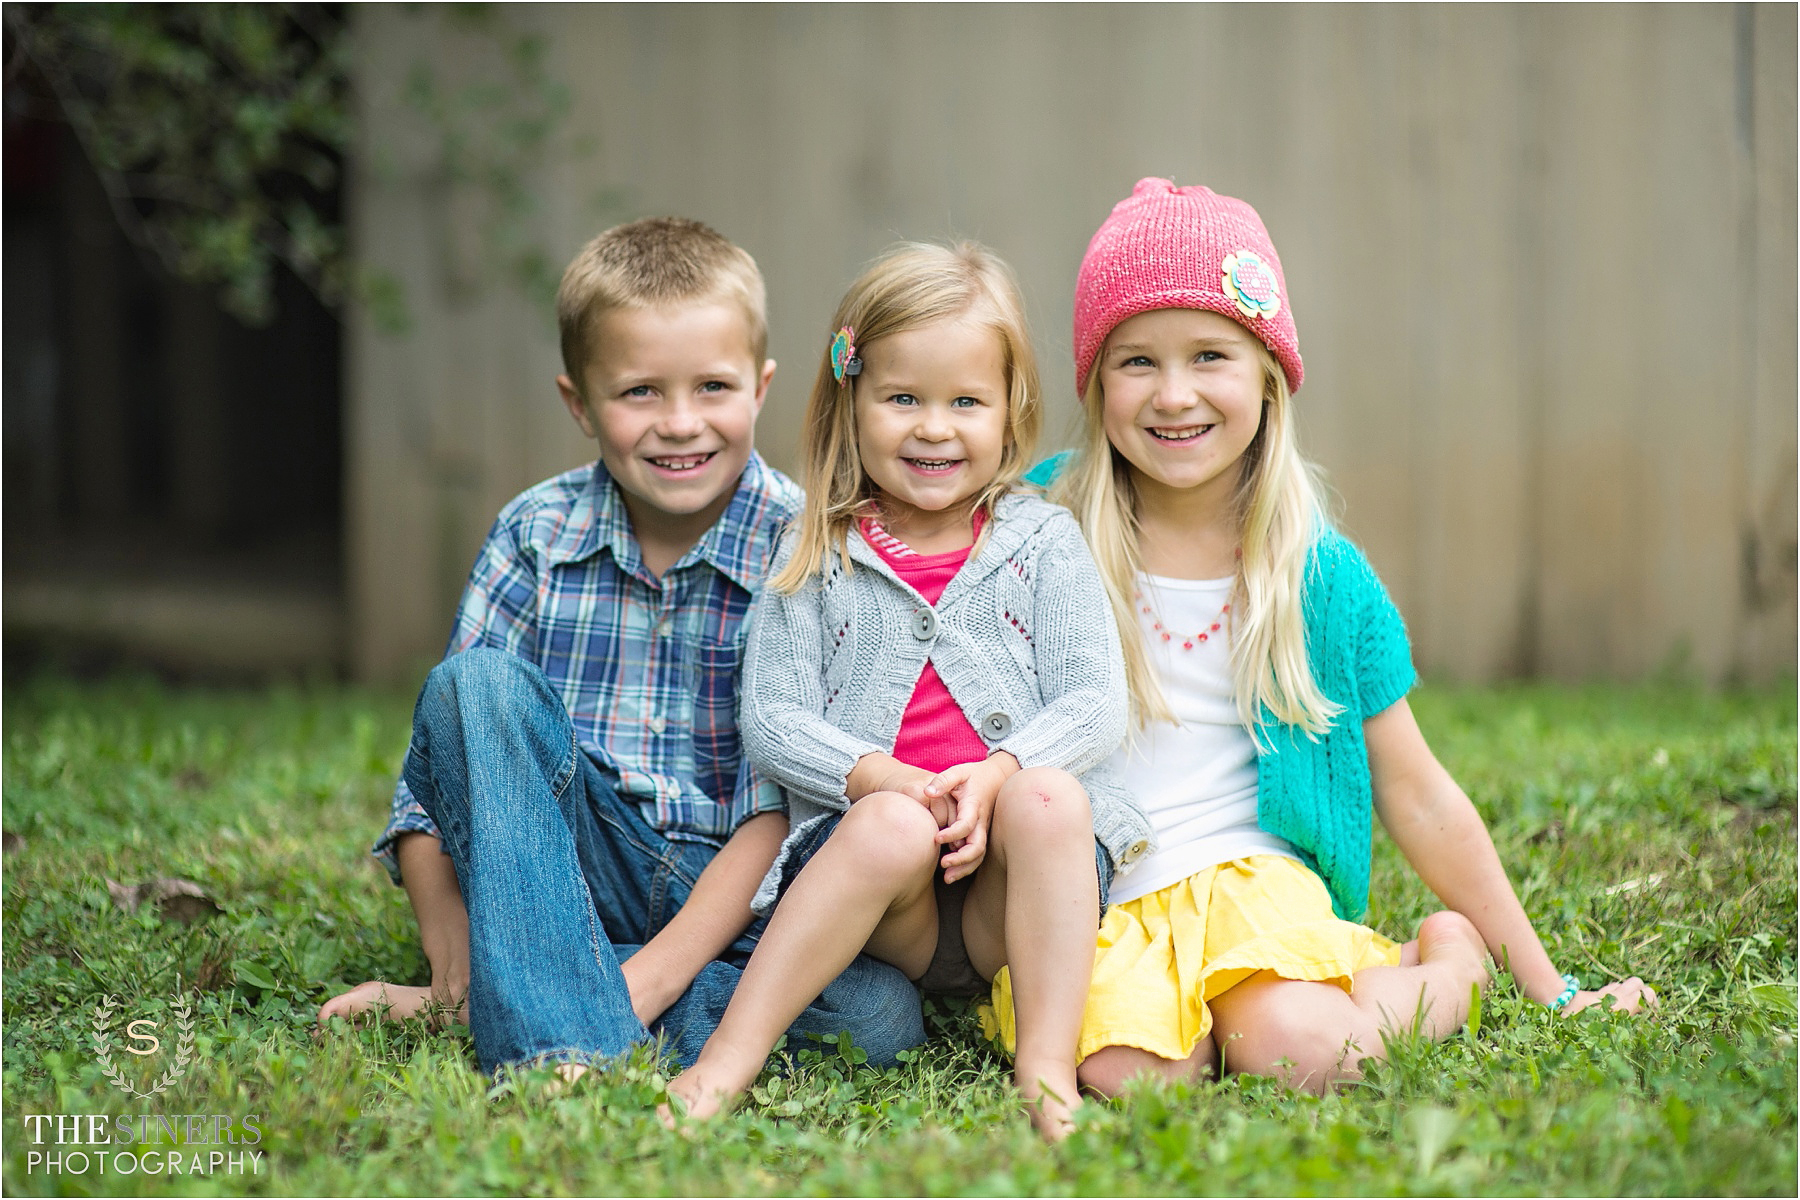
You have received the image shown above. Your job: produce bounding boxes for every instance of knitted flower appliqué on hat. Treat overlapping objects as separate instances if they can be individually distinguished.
[1221,251,1281,321]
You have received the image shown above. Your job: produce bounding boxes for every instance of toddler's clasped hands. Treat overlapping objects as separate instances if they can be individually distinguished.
[923,752,1021,883]
[854,750,1020,883]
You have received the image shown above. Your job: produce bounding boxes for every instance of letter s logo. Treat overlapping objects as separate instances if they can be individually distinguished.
[125,1019,161,1057]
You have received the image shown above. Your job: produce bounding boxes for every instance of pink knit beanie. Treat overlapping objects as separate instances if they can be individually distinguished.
[1073,178,1303,396]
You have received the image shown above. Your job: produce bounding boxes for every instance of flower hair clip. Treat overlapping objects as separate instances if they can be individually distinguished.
[830,326,863,384]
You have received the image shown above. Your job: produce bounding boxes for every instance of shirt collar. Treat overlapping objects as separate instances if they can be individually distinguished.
[542,455,787,594]
[542,461,633,571]
[689,452,787,594]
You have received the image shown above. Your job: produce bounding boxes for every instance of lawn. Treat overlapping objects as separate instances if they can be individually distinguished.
[2,673,1794,1196]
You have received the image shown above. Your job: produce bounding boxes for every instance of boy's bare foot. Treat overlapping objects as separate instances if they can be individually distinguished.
[658,1056,760,1129]
[317,980,467,1029]
[1017,1062,1081,1142]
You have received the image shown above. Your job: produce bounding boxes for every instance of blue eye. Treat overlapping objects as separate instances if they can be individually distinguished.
[1122,355,1152,368]
[1196,351,1222,363]
[624,385,654,397]
[889,393,918,406]
[951,396,979,408]
[700,380,731,393]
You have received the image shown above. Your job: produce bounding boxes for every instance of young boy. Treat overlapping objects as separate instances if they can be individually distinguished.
[318,217,924,1077]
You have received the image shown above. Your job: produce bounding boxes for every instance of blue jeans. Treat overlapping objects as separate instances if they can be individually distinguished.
[404,647,925,1076]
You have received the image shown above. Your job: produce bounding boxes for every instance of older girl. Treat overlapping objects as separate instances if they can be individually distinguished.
[987,179,1652,1095]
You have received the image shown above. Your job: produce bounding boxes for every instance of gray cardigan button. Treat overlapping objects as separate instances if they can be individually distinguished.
[912,608,937,639]
[1123,839,1149,864]
[981,712,1012,741]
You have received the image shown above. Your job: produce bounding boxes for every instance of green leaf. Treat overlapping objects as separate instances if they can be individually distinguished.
[232,959,278,991]
[1405,1105,1460,1176]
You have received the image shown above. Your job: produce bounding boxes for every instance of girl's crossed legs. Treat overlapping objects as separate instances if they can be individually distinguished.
[668,766,1098,1139]
[1076,910,1489,1096]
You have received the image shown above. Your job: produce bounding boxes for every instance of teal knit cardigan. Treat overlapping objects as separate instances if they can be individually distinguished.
[1256,529,1415,920]
[1025,454,1417,919]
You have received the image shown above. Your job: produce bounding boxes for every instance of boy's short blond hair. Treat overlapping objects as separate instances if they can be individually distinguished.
[556,217,768,388]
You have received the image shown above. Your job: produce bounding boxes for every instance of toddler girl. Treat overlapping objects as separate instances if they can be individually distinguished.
[989,179,1653,1095]
[666,242,1151,1138]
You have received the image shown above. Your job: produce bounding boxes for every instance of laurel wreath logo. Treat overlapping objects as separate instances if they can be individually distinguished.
[91,987,195,1099]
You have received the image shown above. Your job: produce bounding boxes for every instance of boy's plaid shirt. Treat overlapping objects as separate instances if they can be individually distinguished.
[373,453,803,883]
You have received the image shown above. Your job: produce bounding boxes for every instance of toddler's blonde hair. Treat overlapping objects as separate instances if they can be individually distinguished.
[772,242,1041,592]
[1052,345,1340,741]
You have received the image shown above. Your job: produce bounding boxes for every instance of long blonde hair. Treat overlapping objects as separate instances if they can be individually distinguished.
[771,242,1041,592]
[1052,343,1340,740]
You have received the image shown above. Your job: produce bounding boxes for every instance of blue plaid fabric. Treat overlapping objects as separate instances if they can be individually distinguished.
[373,452,803,884]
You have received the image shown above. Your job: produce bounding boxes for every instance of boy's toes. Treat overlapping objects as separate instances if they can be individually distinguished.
[661,1070,733,1128]
[655,1091,687,1132]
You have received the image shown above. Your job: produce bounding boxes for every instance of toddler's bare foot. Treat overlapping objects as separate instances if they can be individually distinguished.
[1017,1061,1081,1142]
[658,1056,758,1129]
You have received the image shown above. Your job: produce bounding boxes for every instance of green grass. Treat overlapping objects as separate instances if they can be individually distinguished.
[3,674,1794,1196]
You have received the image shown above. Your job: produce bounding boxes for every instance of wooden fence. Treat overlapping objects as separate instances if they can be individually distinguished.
[346,3,1796,685]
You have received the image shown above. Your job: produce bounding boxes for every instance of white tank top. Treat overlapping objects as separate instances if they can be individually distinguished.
[1106,572,1297,905]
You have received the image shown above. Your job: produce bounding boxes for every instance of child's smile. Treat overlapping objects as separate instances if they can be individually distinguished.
[557,301,774,538]
[1145,422,1215,444]
[854,313,1009,546]
[1098,308,1265,504]
[646,452,717,474]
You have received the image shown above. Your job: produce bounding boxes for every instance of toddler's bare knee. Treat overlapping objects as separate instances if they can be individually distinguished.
[994,767,1092,842]
[839,791,940,880]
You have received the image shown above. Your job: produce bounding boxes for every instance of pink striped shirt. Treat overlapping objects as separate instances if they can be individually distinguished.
[857,516,990,773]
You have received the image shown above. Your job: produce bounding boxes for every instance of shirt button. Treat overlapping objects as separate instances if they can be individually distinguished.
[912,608,937,639]
[1124,839,1149,864]
[656,620,673,637]
[981,712,1012,741]
[649,717,667,735]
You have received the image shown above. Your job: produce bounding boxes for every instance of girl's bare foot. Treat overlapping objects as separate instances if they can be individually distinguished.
[1415,911,1490,985]
[1017,1062,1081,1142]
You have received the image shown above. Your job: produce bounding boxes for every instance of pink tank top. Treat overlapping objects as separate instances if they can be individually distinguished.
[858,515,990,774]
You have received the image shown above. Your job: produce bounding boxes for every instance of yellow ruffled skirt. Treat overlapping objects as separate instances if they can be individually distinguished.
[984,854,1401,1062]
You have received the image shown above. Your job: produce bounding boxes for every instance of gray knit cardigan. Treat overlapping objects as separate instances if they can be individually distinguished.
[745,491,1154,915]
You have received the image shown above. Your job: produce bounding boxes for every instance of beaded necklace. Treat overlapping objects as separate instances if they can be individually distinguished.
[1136,590,1231,652]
